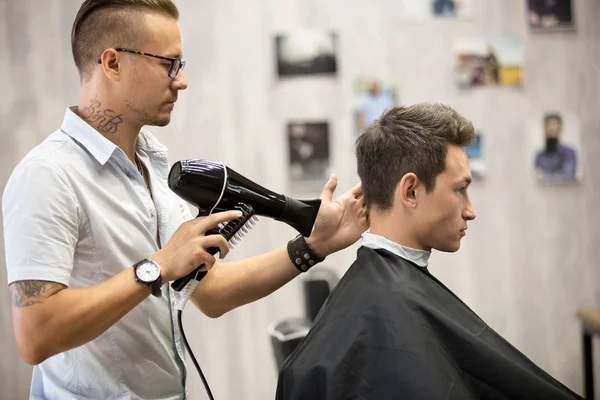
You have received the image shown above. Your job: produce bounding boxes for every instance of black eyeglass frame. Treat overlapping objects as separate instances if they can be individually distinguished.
[97,48,185,79]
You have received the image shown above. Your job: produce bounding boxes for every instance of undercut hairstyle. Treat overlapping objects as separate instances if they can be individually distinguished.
[71,0,179,80]
[356,103,475,211]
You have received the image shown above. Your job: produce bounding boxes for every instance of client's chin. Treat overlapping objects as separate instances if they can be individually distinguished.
[152,116,171,127]
[435,242,462,253]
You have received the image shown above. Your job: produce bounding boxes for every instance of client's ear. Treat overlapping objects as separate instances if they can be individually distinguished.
[395,173,419,209]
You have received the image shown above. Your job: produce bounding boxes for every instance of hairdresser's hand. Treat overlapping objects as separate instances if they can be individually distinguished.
[306,174,368,258]
[150,210,242,282]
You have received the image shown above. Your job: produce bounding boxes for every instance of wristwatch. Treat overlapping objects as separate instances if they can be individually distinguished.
[133,259,163,297]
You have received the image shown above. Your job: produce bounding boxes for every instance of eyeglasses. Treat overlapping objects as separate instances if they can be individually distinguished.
[97,48,186,79]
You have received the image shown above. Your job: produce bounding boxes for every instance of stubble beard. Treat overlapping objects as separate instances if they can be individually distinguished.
[125,97,171,127]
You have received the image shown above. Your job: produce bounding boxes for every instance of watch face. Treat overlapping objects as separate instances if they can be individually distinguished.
[136,260,160,283]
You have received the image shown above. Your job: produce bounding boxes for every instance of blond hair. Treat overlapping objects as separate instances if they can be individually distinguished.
[71,0,179,80]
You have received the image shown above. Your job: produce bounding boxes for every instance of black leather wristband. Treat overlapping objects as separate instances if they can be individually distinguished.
[287,234,325,273]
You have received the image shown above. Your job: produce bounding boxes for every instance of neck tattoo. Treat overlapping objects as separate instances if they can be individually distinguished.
[80,97,124,134]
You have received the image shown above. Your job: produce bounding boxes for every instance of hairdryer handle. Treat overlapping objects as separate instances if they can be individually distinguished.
[171,228,220,292]
[170,205,257,292]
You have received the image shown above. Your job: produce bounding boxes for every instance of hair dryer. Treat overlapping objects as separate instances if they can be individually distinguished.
[168,159,322,237]
[168,159,322,400]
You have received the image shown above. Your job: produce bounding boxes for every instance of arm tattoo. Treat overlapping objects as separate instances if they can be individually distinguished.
[9,281,66,308]
[81,97,124,134]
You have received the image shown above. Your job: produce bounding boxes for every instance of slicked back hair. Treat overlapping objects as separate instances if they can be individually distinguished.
[71,0,179,80]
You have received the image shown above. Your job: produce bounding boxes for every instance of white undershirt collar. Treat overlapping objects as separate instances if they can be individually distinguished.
[359,231,431,268]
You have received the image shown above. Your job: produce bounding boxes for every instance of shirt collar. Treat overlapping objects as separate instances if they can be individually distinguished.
[60,106,168,165]
[360,231,431,267]
[137,126,169,154]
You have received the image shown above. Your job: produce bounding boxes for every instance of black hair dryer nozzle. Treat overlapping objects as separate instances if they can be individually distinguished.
[168,159,321,237]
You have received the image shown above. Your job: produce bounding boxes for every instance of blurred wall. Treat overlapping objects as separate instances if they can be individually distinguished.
[1,0,599,399]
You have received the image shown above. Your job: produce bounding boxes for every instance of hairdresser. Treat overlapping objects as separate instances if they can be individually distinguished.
[1,1,368,398]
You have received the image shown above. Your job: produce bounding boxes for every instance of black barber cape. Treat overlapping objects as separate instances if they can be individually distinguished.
[276,247,583,400]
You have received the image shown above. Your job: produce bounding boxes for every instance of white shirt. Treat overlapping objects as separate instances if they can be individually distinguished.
[2,106,193,399]
[359,231,431,267]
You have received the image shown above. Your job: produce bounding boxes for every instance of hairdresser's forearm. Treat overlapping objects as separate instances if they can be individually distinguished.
[191,246,300,318]
[10,267,151,365]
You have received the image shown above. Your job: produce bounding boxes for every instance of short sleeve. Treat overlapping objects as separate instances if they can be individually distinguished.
[2,159,79,286]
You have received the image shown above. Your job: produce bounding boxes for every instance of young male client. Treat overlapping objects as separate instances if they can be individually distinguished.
[276,103,583,400]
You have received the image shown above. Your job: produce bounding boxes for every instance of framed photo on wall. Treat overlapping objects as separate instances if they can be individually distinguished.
[400,0,473,20]
[353,76,399,136]
[287,121,331,190]
[528,111,583,184]
[275,31,337,78]
[453,37,524,89]
[431,0,473,17]
[464,133,486,180]
[527,0,575,31]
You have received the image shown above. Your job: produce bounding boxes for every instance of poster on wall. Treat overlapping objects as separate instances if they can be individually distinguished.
[275,31,337,78]
[288,121,331,190]
[527,0,574,31]
[528,112,582,184]
[464,133,486,180]
[353,77,399,136]
[401,0,473,19]
[453,37,524,89]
